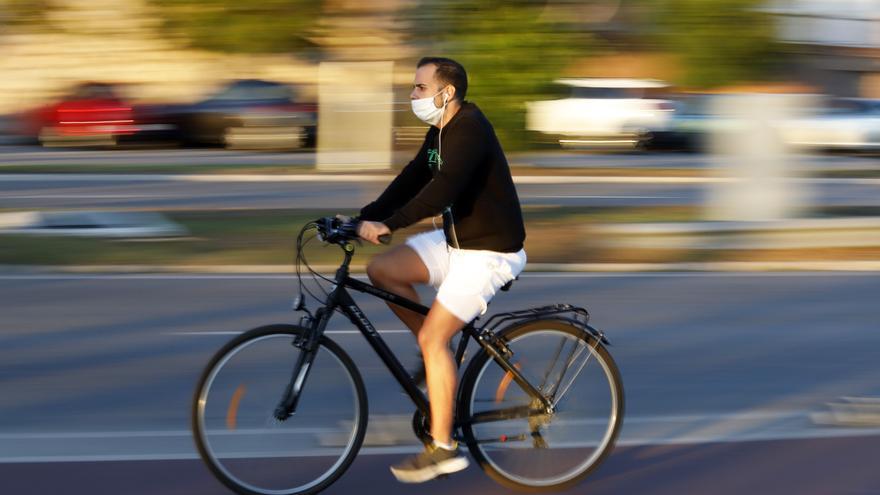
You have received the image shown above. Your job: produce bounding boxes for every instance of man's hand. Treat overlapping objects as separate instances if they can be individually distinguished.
[357,220,391,245]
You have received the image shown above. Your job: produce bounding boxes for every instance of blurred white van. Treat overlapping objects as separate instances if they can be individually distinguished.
[526,78,674,149]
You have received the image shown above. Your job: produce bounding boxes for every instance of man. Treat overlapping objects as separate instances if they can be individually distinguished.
[357,57,526,483]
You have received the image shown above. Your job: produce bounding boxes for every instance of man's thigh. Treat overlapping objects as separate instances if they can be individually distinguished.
[369,244,431,285]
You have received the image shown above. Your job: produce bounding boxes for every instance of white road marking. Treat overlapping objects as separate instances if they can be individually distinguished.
[3,173,880,185]
[2,271,878,281]
[2,410,879,463]
[166,329,412,336]
[0,194,167,199]
[523,195,679,199]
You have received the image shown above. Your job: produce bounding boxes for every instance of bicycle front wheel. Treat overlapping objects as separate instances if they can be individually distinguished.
[459,318,624,492]
[192,324,367,495]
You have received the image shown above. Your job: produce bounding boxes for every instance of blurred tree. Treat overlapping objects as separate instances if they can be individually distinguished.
[643,0,780,88]
[412,0,594,150]
[0,0,51,28]
[148,0,321,54]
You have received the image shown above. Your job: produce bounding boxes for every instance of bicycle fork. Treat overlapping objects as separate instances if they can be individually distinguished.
[273,343,316,421]
[273,309,329,421]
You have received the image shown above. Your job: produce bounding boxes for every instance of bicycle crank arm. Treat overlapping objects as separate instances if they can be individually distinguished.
[472,430,549,449]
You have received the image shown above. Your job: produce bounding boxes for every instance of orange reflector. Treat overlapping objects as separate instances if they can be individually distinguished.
[494,363,522,403]
[226,384,246,430]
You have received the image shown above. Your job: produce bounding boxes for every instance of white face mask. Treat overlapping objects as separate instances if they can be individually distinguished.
[411,89,448,126]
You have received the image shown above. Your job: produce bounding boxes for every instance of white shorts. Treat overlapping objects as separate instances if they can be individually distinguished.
[405,229,527,323]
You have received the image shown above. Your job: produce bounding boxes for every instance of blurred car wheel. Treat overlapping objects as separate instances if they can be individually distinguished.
[223,125,307,150]
[38,126,116,148]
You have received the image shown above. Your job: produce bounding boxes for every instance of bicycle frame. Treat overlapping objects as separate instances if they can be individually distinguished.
[281,244,552,424]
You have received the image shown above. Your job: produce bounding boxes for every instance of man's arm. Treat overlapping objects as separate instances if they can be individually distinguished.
[383,118,487,231]
[359,140,432,222]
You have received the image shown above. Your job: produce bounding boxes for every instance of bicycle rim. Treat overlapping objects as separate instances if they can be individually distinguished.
[193,326,366,495]
[461,320,623,491]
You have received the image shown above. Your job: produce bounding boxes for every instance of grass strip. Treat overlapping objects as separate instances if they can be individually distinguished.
[2,206,879,267]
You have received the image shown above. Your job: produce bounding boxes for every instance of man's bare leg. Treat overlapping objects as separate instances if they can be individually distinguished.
[366,245,430,336]
[389,300,469,483]
[417,301,466,445]
[368,245,464,443]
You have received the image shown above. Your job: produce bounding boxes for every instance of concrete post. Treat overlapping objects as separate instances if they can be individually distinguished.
[705,94,812,222]
[317,61,394,171]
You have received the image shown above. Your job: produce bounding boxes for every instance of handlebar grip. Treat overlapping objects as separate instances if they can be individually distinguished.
[378,234,392,245]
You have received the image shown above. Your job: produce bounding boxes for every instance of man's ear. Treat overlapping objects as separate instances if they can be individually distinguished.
[445,85,455,103]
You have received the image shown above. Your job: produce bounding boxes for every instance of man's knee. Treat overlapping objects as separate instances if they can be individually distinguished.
[417,329,435,352]
[366,257,385,286]
[417,328,449,353]
[367,253,397,287]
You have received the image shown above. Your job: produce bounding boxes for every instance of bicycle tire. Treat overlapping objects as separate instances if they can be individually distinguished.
[458,318,624,492]
[192,324,368,495]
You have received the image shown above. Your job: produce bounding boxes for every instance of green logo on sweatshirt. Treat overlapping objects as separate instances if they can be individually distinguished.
[427,148,443,170]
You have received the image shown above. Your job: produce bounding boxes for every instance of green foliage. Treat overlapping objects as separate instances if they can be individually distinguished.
[148,0,321,54]
[413,0,593,150]
[647,0,781,88]
[0,0,51,27]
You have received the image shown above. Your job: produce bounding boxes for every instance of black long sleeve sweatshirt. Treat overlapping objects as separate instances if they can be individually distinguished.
[359,102,526,253]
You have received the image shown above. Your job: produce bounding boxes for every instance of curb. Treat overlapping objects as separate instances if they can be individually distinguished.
[4,261,880,274]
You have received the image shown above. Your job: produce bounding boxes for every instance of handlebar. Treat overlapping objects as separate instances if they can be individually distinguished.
[313,216,391,246]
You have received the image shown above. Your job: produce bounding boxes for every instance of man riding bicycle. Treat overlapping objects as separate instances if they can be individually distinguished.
[356,56,527,483]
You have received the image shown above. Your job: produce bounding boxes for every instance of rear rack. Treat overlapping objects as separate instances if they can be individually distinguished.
[478,303,609,345]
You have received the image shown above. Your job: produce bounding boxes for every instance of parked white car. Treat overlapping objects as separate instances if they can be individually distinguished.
[526,78,675,149]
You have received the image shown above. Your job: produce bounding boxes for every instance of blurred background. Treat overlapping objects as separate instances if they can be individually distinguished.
[3,1,880,494]
[2,0,880,265]
[1,0,878,154]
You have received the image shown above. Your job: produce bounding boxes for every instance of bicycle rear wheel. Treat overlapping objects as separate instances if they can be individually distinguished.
[192,324,367,495]
[459,318,624,492]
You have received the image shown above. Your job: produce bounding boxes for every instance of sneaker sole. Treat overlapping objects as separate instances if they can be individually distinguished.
[390,457,470,483]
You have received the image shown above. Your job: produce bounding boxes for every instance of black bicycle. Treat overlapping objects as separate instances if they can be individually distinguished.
[192,217,624,494]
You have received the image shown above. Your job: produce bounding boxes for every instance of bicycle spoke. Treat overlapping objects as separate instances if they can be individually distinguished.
[460,321,623,491]
[551,339,600,408]
[193,327,366,495]
[538,338,567,392]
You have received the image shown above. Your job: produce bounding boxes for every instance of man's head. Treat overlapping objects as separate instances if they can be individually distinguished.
[411,57,468,107]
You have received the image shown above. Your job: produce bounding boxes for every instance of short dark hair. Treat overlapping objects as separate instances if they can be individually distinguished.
[417,57,468,102]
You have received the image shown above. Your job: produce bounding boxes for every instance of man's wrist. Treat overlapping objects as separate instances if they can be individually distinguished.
[383,215,404,231]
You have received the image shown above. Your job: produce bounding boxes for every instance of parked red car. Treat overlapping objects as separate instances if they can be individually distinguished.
[17,82,139,147]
